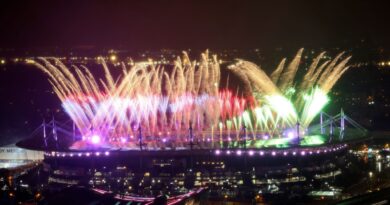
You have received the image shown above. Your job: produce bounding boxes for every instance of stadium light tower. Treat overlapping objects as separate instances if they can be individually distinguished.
[320,112,324,134]
[296,121,300,145]
[189,121,194,150]
[43,119,47,148]
[340,109,345,141]
[138,126,144,151]
[242,125,247,150]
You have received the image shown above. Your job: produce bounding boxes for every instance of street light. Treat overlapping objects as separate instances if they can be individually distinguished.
[369,171,373,191]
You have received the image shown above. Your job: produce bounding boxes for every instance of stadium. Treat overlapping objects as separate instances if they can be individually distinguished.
[15,50,369,204]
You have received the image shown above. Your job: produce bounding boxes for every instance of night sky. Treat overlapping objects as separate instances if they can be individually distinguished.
[1,0,390,144]
[0,0,389,49]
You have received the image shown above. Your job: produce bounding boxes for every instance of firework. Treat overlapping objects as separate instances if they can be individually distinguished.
[34,49,350,150]
[34,51,247,149]
[228,49,350,130]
